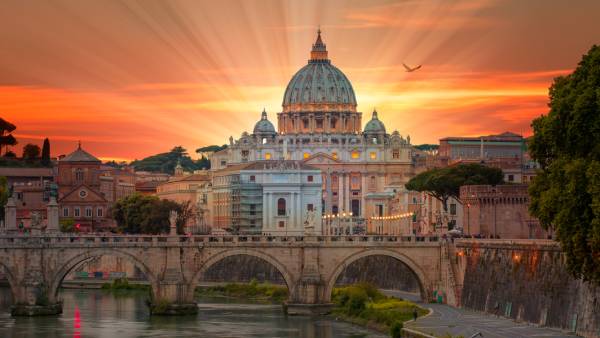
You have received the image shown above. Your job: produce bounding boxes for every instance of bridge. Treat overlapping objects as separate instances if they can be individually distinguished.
[0,233,457,316]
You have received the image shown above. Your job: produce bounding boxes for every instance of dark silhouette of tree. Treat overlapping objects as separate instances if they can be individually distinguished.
[406,163,503,211]
[529,45,600,284]
[41,138,51,166]
[131,146,210,174]
[112,194,194,234]
[22,143,41,161]
[0,118,17,156]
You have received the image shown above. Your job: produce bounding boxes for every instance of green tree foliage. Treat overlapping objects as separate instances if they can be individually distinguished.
[0,118,17,156]
[406,163,504,211]
[413,144,439,151]
[111,194,194,234]
[131,146,209,174]
[59,218,76,233]
[196,144,228,155]
[22,143,41,161]
[528,45,600,283]
[41,138,51,166]
[0,176,8,221]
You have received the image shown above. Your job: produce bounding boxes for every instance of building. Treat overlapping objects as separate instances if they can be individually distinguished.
[156,168,211,204]
[460,184,551,239]
[211,30,415,225]
[134,170,170,195]
[206,160,322,235]
[56,144,112,231]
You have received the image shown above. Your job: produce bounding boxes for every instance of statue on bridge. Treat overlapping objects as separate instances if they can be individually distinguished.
[304,209,316,235]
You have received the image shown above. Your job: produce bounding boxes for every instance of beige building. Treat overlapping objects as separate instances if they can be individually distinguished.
[210,31,416,232]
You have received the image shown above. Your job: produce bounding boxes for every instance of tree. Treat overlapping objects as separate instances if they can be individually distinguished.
[41,138,51,166]
[131,146,210,174]
[22,143,41,161]
[112,194,193,234]
[528,45,600,283]
[406,163,504,211]
[0,118,17,156]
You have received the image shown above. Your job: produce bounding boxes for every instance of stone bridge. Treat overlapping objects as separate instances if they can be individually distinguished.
[0,234,457,316]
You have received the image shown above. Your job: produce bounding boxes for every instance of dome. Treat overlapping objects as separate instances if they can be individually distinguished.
[253,109,276,134]
[282,30,357,112]
[364,110,386,134]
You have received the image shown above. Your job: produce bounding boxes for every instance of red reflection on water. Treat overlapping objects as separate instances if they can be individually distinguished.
[74,305,81,338]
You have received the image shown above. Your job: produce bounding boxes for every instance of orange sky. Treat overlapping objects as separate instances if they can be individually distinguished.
[2,0,599,161]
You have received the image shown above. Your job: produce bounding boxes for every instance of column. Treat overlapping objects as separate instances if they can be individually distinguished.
[344,174,350,213]
[4,197,16,233]
[338,173,344,213]
[361,174,367,218]
[263,192,269,233]
[46,197,59,232]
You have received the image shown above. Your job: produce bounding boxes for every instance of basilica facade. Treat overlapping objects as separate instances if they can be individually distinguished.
[209,31,416,230]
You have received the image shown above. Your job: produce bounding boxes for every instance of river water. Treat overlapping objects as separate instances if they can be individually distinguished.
[0,287,386,338]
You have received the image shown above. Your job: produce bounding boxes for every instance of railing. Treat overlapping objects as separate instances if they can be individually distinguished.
[0,233,442,247]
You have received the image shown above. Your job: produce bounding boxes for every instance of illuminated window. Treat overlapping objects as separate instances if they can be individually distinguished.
[331,152,338,160]
[370,152,377,159]
[351,151,360,159]
[303,152,310,159]
[265,153,272,160]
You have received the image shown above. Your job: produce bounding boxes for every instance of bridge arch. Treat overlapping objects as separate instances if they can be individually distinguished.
[49,248,159,300]
[0,260,18,303]
[189,249,296,300]
[324,249,430,302]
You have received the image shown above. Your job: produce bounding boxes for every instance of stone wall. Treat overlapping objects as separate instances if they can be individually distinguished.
[457,241,600,338]
[335,255,420,293]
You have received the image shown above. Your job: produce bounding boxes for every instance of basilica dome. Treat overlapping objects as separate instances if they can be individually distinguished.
[282,30,357,113]
[253,109,276,134]
[364,110,386,134]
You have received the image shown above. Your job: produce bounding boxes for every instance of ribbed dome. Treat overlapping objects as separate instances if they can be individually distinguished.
[253,109,276,134]
[282,30,357,113]
[364,110,386,133]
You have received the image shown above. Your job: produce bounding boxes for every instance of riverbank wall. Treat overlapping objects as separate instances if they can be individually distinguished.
[455,240,600,338]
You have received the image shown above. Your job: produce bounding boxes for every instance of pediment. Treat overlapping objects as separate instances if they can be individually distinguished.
[59,184,107,203]
[303,152,341,165]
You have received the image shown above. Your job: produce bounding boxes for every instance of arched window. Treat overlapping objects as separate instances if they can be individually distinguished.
[75,168,84,182]
[277,198,286,216]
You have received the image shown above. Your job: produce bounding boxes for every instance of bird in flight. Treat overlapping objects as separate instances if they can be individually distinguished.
[403,63,422,72]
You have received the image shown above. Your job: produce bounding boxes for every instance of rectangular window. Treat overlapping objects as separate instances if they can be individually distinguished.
[85,207,92,217]
[377,204,384,217]
[63,208,69,217]
[97,208,103,217]
[316,119,323,128]
[74,207,80,217]
[220,160,227,166]
[508,174,514,182]
[307,203,314,211]
[307,175,313,182]
[278,221,285,228]
[250,175,256,182]
[450,203,457,216]
[250,204,256,216]
[393,150,400,159]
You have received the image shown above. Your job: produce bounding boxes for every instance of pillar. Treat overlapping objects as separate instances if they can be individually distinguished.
[285,243,332,315]
[46,197,59,233]
[4,197,16,233]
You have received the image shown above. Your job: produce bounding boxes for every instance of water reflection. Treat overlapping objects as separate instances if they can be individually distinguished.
[0,287,385,338]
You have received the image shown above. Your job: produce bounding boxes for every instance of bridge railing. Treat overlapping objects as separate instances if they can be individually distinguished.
[0,234,441,247]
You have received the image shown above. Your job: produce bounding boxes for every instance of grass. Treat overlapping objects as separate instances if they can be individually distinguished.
[331,283,428,336]
[195,279,288,303]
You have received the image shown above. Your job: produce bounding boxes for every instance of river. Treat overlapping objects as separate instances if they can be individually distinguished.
[0,287,387,338]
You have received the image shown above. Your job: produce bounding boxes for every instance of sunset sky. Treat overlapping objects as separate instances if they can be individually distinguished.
[2,0,599,161]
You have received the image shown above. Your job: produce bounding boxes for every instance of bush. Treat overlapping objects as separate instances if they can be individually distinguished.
[390,320,403,338]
